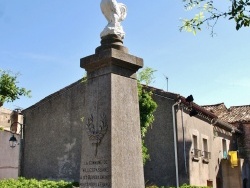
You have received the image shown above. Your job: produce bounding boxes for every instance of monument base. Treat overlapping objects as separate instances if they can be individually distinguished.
[80,45,144,188]
[95,34,128,54]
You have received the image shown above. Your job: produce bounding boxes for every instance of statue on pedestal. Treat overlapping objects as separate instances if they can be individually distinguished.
[100,0,127,39]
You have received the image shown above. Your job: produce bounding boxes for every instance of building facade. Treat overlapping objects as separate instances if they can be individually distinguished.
[203,104,250,188]
[0,107,21,179]
[18,80,248,187]
[144,89,242,188]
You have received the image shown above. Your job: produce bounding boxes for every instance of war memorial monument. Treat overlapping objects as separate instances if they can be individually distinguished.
[79,0,145,187]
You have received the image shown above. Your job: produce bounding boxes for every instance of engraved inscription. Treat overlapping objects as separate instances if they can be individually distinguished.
[80,160,111,188]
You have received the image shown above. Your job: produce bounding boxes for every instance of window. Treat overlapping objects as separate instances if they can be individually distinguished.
[193,135,198,149]
[222,139,228,159]
[202,138,211,162]
[192,135,201,159]
[203,138,208,151]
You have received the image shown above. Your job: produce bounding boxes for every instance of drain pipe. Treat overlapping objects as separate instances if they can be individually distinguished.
[181,106,188,175]
[172,100,181,188]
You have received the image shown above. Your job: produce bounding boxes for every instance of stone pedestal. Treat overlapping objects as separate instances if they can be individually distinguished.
[79,46,144,187]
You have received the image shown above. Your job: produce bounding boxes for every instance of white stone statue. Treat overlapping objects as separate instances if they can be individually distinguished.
[100,0,127,39]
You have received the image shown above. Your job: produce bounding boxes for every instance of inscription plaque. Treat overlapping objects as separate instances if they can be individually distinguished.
[80,159,111,187]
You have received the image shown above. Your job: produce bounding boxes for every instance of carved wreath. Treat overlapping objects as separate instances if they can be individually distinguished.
[86,114,108,145]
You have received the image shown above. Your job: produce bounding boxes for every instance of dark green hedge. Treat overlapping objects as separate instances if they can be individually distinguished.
[0,178,211,188]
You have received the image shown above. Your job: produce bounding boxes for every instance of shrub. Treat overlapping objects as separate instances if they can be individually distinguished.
[0,177,77,188]
[146,184,212,188]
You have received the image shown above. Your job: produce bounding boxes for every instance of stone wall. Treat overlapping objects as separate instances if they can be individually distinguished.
[238,123,250,188]
[22,80,85,182]
[241,124,250,160]
[144,93,176,186]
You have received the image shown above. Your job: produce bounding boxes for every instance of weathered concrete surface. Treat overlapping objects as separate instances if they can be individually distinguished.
[0,130,20,179]
[144,92,176,187]
[80,48,144,188]
[22,81,86,181]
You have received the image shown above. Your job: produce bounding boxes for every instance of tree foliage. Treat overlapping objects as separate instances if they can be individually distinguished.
[0,70,31,106]
[180,0,250,35]
[138,67,158,165]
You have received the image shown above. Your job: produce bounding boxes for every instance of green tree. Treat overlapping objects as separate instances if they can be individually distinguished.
[180,0,250,35]
[0,70,31,106]
[138,67,158,165]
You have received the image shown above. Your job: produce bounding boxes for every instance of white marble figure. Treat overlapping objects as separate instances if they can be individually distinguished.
[100,0,127,39]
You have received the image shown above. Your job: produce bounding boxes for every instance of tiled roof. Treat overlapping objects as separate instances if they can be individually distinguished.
[201,103,228,119]
[226,105,250,123]
[203,104,250,123]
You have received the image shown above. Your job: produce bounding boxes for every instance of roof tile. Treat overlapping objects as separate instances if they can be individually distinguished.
[203,104,250,123]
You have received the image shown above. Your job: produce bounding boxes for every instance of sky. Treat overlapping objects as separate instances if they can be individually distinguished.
[0,0,249,110]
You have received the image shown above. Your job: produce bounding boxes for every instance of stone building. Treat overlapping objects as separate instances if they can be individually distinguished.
[144,89,242,188]
[0,107,12,131]
[19,80,248,187]
[203,104,250,188]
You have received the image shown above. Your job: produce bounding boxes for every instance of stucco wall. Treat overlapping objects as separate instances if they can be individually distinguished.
[176,107,233,188]
[144,92,235,188]
[22,81,85,182]
[0,130,20,179]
